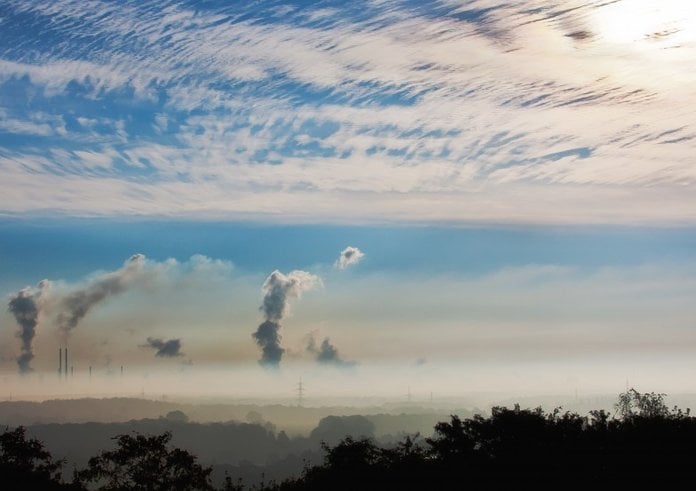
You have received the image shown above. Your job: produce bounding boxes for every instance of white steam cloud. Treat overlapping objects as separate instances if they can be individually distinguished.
[306,332,355,367]
[143,337,184,358]
[253,270,321,367]
[7,280,49,374]
[55,254,150,339]
[336,246,365,270]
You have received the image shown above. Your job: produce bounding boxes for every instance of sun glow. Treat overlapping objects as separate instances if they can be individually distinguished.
[592,0,696,48]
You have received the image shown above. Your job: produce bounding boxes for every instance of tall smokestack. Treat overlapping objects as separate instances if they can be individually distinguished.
[59,348,62,376]
[64,348,68,378]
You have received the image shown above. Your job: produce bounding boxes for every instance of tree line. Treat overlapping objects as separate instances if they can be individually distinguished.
[2,389,695,490]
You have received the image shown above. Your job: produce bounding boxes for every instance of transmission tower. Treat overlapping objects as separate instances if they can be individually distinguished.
[296,378,305,407]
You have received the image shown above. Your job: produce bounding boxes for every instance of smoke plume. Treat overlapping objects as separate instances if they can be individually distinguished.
[306,333,354,367]
[8,281,49,374]
[335,246,365,270]
[56,254,148,338]
[253,270,320,367]
[143,337,183,357]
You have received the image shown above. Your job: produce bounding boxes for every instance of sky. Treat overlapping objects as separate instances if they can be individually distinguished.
[1,0,695,400]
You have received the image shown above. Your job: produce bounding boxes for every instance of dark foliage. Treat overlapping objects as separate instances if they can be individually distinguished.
[4,389,696,490]
[268,389,696,490]
[308,415,375,446]
[75,431,214,490]
[0,426,78,490]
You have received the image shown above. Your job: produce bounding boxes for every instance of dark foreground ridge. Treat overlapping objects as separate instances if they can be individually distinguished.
[1,389,694,490]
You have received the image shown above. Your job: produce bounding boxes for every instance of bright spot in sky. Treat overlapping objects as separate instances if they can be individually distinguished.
[593,0,696,47]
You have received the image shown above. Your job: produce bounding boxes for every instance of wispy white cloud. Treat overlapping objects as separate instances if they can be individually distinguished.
[336,246,365,270]
[0,111,66,137]
[0,0,694,223]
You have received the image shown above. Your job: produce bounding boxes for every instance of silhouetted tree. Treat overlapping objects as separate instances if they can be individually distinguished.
[286,437,380,490]
[614,388,689,419]
[277,393,696,490]
[0,426,78,490]
[221,472,245,491]
[7,390,696,490]
[76,431,214,490]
